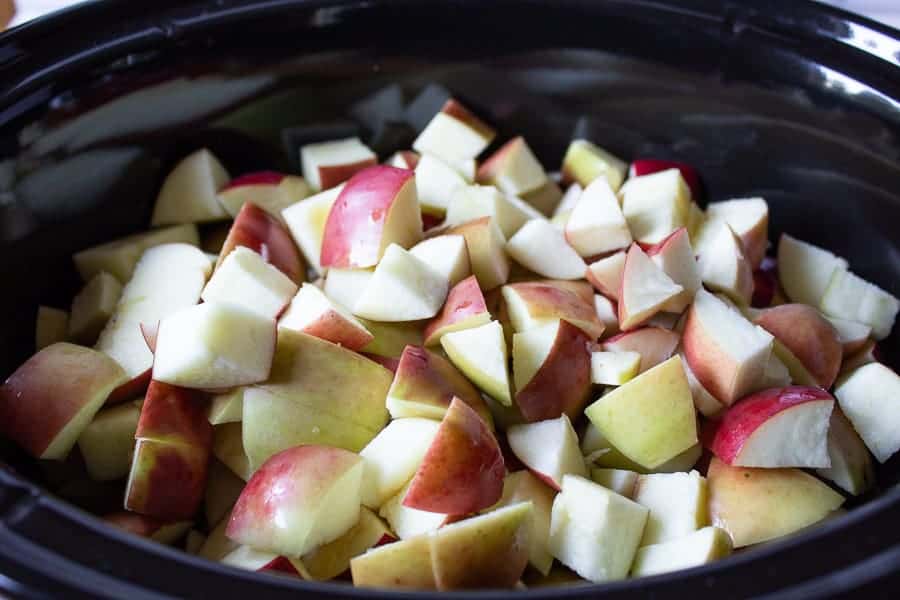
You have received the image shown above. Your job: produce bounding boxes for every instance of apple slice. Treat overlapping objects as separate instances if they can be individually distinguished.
[205,458,245,527]
[776,234,849,306]
[68,272,122,344]
[477,136,548,196]
[353,244,449,321]
[212,423,251,481]
[502,281,605,340]
[359,417,441,508]
[430,503,533,590]
[423,275,491,346]
[301,137,377,192]
[323,267,373,311]
[387,150,420,170]
[564,178,632,257]
[403,398,505,514]
[585,356,697,470]
[413,98,495,163]
[414,153,469,217]
[208,388,244,425]
[495,471,556,575]
[753,304,842,388]
[631,526,732,577]
[227,445,363,556]
[593,294,619,338]
[561,140,627,191]
[586,251,626,300]
[218,172,310,221]
[682,289,774,405]
[602,327,680,374]
[506,219,586,280]
[816,408,875,496]
[35,306,69,350]
[217,201,305,285]
[445,217,510,291]
[824,315,872,355]
[151,148,230,225]
[620,169,691,244]
[320,165,422,269]
[380,480,451,539]
[834,362,900,463]
[645,227,701,313]
[521,179,565,216]
[445,184,538,239]
[302,506,395,581]
[77,400,140,480]
[441,320,512,405]
[589,468,639,498]
[591,351,641,385]
[281,184,342,275]
[351,534,436,589]
[694,220,753,305]
[707,457,844,548]
[507,415,587,489]
[202,246,298,319]
[704,198,768,269]
[820,268,899,340]
[629,159,701,198]
[512,320,593,422]
[278,283,373,351]
[409,234,470,286]
[633,471,708,545]
[0,343,127,459]
[618,244,683,331]
[548,474,648,583]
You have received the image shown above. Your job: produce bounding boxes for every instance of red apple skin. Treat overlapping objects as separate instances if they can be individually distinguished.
[136,381,212,448]
[107,370,151,405]
[505,281,605,340]
[299,312,373,352]
[221,171,285,190]
[361,353,401,373]
[125,438,210,520]
[218,201,306,284]
[630,159,701,198]
[260,556,302,577]
[403,398,505,515]
[424,275,490,345]
[320,165,416,269]
[602,327,680,373]
[516,320,593,423]
[318,157,379,192]
[710,386,834,465]
[753,304,843,389]
[441,99,495,139]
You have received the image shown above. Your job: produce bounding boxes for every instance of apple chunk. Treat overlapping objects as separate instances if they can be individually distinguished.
[353,244,449,321]
[561,139,627,191]
[359,417,440,508]
[820,268,899,340]
[502,281,605,340]
[645,227,701,313]
[445,217,510,291]
[602,326,680,374]
[414,153,468,217]
[507,219,586,280]
[618,244,683,331]
[218,172,310,221]
[227,445,364,557]
[477,136,548,196]
[620,168,691,244]
[281,184,342,275]
[423,275,491,346]
[278,283,373,351]
[564,178,631,257]
[495,471,556,575]
[68,271,122,344]
[816,408,875,496]
[151,148,230,225]
[218,201,306,285]
[777,234,848,307]
[301,137,377,192]
[586,251,626,300]
[590,351,641,386]
[413,98,495,163]
[705,197,768,269]
[77,401,141,481]
[441,320,512,405]
[445,184,537,239]
[633,471,708,545]
[202,246,298,319]
[834,362,900,463]
[302,506,395,581]
[351,534,436,590]
[507,415,587,490]
[694,220,753,305]
[409,234,470,286]
[631,526,732,577]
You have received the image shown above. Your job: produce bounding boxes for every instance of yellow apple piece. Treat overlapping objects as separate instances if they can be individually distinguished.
[359,417,440,508]
[834,362,900,463]
[633,471,708,545]
[409,234,470,286]
[564,178,631,257]
[445,217,510,291]
[441,320,511,405]
[620,168,691,244]
[631,526,733,577]
[560,139,627,191]
[301,136,376,192]
[151,148,230,225]
[77,400,140,480]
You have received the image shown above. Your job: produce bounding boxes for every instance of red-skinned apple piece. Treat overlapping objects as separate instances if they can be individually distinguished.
[705,198,769,269]
[477,136,548,196]
[645,227,701,313]
[602,327,680,374]
[413,98,496,164]
[586,251,626,300]
[618,244,683,331]
[301,137,377,192]
[218,171,310,221]
[629,159,701,198]
[502,281,605,340]
[218,201,306,284]
[423,275,491,346]
[507,414,587,490]
[278,283,373,351]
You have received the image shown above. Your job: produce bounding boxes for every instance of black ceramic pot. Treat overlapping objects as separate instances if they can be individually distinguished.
[0,1,899,598]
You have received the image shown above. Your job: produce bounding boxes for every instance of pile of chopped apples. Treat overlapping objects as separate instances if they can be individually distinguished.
[3,91,900,590]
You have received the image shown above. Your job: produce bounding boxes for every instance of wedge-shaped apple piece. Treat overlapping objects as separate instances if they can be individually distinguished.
[507,219,586,280]
[413,98,495,163]
[301,137,377,192]
[0,343,127,459]
[35,306,69,350]
[351,533,436,589]
[633,471,708,545]
[705,198,768,268]
[564,178,631,257]
[753,304,842,388]
[441,320,511,405]
[513,320,592,422]
[359,417,441,508]
[478,136,548,196]
[820,269,899,340]
[430,503,533,590]
[621,169,691,244]
[68,272,122,344]
[631,526,732,577]
[593,294,619,338]
[445,217,510,290]
[278,283,373,351]
[360,318,424,358]
[582,422,703,474]
[825,315,871,355]
[816,408,875,495]
[602,326,679,374]
[323,267,373,310]
[303,506,395,581]
[151,148,230,225]
[503,281,605,340]
[495,471,556,575]
[152,302,276,389]
[414,153,468,217]
[202,246,298,319]
[380,480,450,539]
[409,234,470,286]
[586,251,626,300]
[589,468,638,498]
[835,362,900,463]
[561,140,627,191]
[682,289,774,405]
[446,184,537,239]
[212,423,251,481]
[777,234,848,306]
[404,398,505,514]
[423,275,491,346]
[586,356,697,470]
[281,184,342,275]
[646,227,701,313]
[205,458,245,527]
[218,172,310,221]
[521,179,564,216]
[549,475,648,583]
[227,445,363,556]
[629,159,701,198]
[554,183,582,217]
[591,351,640,386]
[618,244,683,331]
[354,244,449,321]
[218,201,305,284]
[77,400,140,481]
[707,457,844,548]
[508,415,587,490]
[679,351,725,418]
[694,220,753,305]
[208,388,244,425]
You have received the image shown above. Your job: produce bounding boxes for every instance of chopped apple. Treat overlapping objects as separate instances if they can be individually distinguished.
[68,271,122,344]
[301,137,377,192]
[212,423,251,481]
[591,351,641,386]
[582,423,702,474]
[218,172,310,221]
[820,269,899,340]
[564,178,631,257]
[125,438,209,520]
[409,234,470,286]
[495,470,556,575]
[35,306,69,350]
[354,244,449,321]
[778,234,850,308]
[205,458,245,527]
[202,246,298,319]
[521,179,564,216]
[705,198,768,268]
[227,445,364,556]
[477,136,548,196]
[554,183,582,217]
[359,318,424,358]
[561,140,627,191]
[281,184,343,275]
[423,275,491,346]
[645,227,701,313]
[323,267,373,311]
[548,475,648,583]
[618,244,683,331]
[633,471,708,545]
[825,315,872,355]
[445,217,510,290]
[359,417,441,508]
[351,534,436,589]
[707,457,844,548]
[77,400,140,480]
[278,283,373,351]
[602,327,680,374]
[694,220,753,305]
[817,408,875,496]
[631,526,732,577]
[585,356,697,470]
[303,506,395,581]
[507,415,587,490]
[445,184,538,239]
[682,289,774,405]
[502,281,605,340]
[834,362,900,463]
[207,388,244,425]
[103,512,192,545]
[593,294,619,337]
[441,320,512,405]
[220,546,304,578]
[506,219,586,280]
[414,153,469,217]
[151,148,230,225]
[586,251,626,300]
[380,480,450,539]
[413,98,495,163]
[620,169,691,244]
[678,351,725,418]
[589,468,638,498]
[629,159,701,198]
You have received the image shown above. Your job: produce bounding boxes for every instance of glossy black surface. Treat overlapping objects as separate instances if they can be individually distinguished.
[0,0,899,598]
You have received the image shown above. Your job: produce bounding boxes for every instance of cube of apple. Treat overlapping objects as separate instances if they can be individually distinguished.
[554,183,582,217]
[777,234,848,307]
[379,481,450,539]
[560,140,627,191]
[227,445,364,556]
[632,471,708,545]
[564,179,632,257]
[151,149,230,225]
[591,351,641,386]
[477,136,548,196]
[506,219,586,280]
[359,318,425,358]
[441,320,512,405]
[323,267,374,311]
[413,98,495,163]
[631,526,733,577]
[414,153,469,217]
[359,417,441,508]
[423,275,491,346]
[621,169,691,244]
[707,457,844,548]
[503,281,605,340]
[409,234,470,287]
[820,269,899,340]
[0,343,127,459]
[508,415,587,490]
[278,283,373,351]
[586,251,626,301]
[679,351,725,418]
[589,469,639,498]
[68,271,122,344]
[582,423,702,474]
[202,246,298,319]
[77,401,140,480]
[645,227,701,313]
[445,184,539,240]
[694,220,753,305]
[217,172,310,221]
[301,137,377,192]
[548,475,648,582]
[445,217,510,291]
[816,408,875,496]
[495,471,556,575]
[593,295,619,338]
[354,244,449,321]
[585,356,697,470]
[705,198,768,269]
[205,458,245,527]
[834,362,900,463]
[303,506,395,581]
[198,517,239,560]
[351,534,436,589]
[281,184,343,275]
[618,244,683,331]
[521,179,565,216]
[125,437,210,520]
[35,306,69,350]
[629,159,702,199]
[212,423,251,481]
[208,388,244,425]
[602,327,680,374]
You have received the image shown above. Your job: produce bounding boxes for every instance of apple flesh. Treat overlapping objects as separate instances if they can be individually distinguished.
[776,234,848,306]
[423,275,491,346]
[218,201,306,285]
[303,506,396,581]
[506,218,586,280]
[561,140,627,191]
[353,244,449,321]
[151,148,230,225]
[77,400,141,480]
[203,246,298,319]
[441,320,512,406]
[281,184,342,275]
[205,458,245,527]
[409,234,470,287]
[35,306,69,350]
[618,244,683,331]
[414,153,468,217]
[351,534,437,589]
[694,220,753,305]
[589,468,639,498]
[601,326,680,374]
[387,150,420,170]
[502,281,605,340]
[564,178,631,257]
[816,408,875,495]
[631,526,732,577]
[477,136,548,197]
[586,251,626,300]
[825,315,872,355]
[413,98,495,163]
[212,422,251,481]
[820,268,899,340]
[620,168,691,244]
[582,423,703,475]
[593,294,619,338]
[278,283,373,351]
[68,271,122,344]
[834,362,900,463]
[301,137,377,192]
[359,318,425,359]
[445,217,510,291]
[207,388,244,425]
[446,184,541,240]
[632,471,708,545]
[359,417,441,508]
[218,172,310,221]
[379,480,450,539]
[591,351,641,385]
[628,159,701,198]
[323,267,373,311]
[507,414,587,490]
[704,197,768,268]
[645,227,701,313]
[521,179,565,216]
[495,470,556,575]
